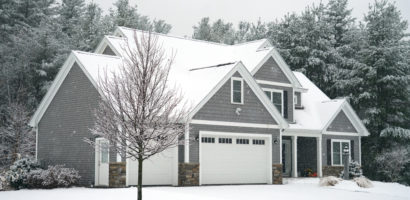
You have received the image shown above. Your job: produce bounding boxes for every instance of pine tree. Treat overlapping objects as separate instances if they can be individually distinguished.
[192,17,213,41]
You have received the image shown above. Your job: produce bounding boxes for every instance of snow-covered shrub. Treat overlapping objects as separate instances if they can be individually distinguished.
[375,147,410,182]
[354,176,373,188]
[25,165,80,189]
[0,173,7,190]
[5,158,39,189]
[340,160,363,179]
[319,176,342,186]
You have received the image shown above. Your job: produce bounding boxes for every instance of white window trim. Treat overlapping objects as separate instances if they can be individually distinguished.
[263,88,284,115]
[331,139,351,166]
[231,77,244,104]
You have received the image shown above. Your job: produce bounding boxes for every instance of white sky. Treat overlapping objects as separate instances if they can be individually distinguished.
[89,0,410,37]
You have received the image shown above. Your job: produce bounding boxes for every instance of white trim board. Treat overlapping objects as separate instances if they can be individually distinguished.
[256,79,293,88]
[190,119,280,129]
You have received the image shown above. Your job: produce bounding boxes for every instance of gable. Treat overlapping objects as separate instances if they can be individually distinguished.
[254,57,291,84]
[102,45,116,56]
[327,110,357,133]
[193,72,277,125]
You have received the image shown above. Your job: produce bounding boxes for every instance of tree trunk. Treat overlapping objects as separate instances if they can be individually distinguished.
[138,157,143,200]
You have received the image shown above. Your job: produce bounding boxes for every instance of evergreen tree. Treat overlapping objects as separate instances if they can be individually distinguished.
[192,17,212,41]
[357,0,410,181]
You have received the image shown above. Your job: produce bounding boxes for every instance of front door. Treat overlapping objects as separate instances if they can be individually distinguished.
[95,138,109,186]
[282,139,292,177]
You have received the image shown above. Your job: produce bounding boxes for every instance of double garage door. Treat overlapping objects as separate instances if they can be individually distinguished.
[200,131,272,185]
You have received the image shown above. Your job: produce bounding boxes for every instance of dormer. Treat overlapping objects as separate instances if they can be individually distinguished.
[251,48,307,123]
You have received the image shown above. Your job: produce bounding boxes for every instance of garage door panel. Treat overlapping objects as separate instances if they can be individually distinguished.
[200,133,271,185]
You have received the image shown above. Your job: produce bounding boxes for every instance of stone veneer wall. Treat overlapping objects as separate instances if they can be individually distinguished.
[272,164,283,184]
[109,162,126,188]
[322,166,344,177]
[178,163,199,186]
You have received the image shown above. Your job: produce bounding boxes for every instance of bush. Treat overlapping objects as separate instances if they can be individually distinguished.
[340,160,363,179]
[5,158,39,189]
[354,176,373,188]
[25,165,80,189]
[319,176,342,186]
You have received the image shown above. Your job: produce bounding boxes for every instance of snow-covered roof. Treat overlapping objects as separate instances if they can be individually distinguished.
[101,27,275,108]
[290,72,345,131]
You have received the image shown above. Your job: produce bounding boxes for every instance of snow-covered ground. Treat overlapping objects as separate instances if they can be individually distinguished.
[1,178,409,200]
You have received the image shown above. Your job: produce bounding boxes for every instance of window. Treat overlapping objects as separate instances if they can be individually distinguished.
[294,95,298,105]
[252,139,265,145]
[331,140,350,166]
[264,89,283,115]
[201,137,215,143]
[236,138,249,144]
[218,138,232,144]
[100,141,109,163]
[231,78,243,104]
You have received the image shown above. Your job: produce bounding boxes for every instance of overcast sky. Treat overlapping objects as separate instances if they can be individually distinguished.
[88,0,410,37]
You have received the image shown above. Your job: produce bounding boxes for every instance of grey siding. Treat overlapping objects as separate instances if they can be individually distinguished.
[188,124,281,164]
[102,45,116,56]
[327,111,357,133]
[193,72,277,125]
[259,84,294,122]
[295,92,302,107]
[322,135,360,166]
[254,57,290,83]
[38,63,113,186]
[178,145,184,163]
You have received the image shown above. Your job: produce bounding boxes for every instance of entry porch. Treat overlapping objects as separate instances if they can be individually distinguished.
[282,133,322,178]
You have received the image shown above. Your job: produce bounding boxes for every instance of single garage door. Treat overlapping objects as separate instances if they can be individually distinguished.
[200,131,272,185]
[126,146,177,186]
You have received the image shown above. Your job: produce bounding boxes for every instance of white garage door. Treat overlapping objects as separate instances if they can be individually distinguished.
[126,147,178,186]
[200,131,272,185]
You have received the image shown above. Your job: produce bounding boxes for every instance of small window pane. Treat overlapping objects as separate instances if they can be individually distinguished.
[232,80,242,103]
[342,142,350,165]
[272,92,282,114]
[233,80,241,91]
[332,142,341,165]
[233,91,242,103]
[264,91,272,100]
[101,142,109,163]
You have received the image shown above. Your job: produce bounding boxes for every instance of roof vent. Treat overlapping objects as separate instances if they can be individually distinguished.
[189,62,236,71]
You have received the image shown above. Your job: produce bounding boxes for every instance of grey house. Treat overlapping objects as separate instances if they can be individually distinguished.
[29,27,369,187]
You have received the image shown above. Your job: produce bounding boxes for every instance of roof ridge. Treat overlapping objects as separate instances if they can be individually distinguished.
[232,39,268,46]
[72,50,122,59]
[118,26,232,47]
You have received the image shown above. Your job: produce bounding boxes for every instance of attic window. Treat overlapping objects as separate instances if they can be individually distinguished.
[231,77,243,104]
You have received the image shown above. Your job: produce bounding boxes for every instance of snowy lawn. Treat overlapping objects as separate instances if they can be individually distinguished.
[1,178,409,200]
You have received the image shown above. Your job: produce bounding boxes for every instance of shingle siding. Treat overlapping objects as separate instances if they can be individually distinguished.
[102,46,116,56]
[254,57,290,83]
[188,124,281,163]
[37,63,110,186]
[322,135,360,166]
[258,84,294,122]
[327,111,358,133]
[193,72,277,125]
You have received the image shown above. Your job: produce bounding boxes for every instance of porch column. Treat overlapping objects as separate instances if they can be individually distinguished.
[292,136,298,177]
[317,137,323,177]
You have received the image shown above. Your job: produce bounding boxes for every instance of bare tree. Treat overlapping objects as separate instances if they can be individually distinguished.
[0,102,35,168]
[88,31,187,200]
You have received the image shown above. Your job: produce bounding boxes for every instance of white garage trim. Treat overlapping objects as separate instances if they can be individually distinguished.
[199,131,272,185]
[191,119,280,129]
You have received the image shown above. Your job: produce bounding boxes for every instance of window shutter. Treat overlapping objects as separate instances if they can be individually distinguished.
[351,140,355,161]
[327,139,331,166]
[283,90,288,119]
